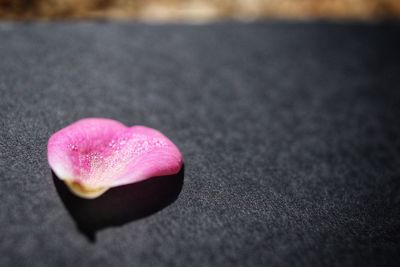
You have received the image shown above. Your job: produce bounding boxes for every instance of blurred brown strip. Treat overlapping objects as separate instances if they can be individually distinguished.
[1,0,400,21]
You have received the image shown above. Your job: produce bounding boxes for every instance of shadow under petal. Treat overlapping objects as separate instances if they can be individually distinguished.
[52,166,184,242]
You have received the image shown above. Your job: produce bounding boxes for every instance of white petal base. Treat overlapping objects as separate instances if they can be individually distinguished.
[64,180,109,199]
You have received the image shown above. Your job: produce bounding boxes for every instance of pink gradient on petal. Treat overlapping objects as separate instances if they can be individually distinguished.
[47,118,183,196]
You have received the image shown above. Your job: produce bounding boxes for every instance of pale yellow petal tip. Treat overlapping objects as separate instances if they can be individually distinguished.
[64,180,109,199]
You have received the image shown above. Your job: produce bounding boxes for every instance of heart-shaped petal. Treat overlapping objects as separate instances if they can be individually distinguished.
[48,118,183,199]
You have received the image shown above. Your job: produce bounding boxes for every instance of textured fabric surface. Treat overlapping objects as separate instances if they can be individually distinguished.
[0,21,400,267]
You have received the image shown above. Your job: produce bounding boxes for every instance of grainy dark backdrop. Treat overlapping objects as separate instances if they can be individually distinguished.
[0,21,400,267]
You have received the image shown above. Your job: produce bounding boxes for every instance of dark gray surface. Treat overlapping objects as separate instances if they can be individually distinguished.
[1,21,400,267]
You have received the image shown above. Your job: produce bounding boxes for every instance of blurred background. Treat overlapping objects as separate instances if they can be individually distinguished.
[0,0,400,21]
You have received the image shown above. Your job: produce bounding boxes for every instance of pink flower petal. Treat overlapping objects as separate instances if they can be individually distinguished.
[48,118,183,199]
